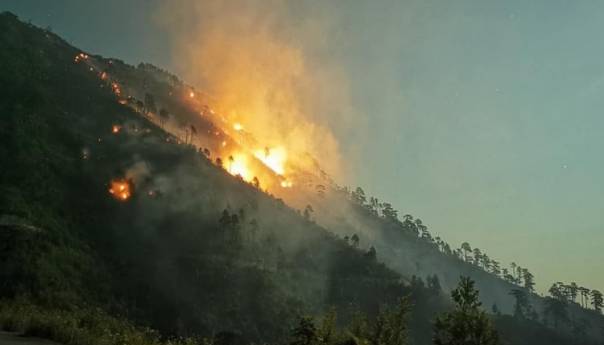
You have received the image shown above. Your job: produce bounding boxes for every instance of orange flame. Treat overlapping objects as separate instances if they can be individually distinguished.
[108,179,132,201]
[254,147,287,175]
[226,154,252,181]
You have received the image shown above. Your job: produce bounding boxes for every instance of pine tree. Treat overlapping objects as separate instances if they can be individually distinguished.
[291,316,318,345]
[433,277,499,345]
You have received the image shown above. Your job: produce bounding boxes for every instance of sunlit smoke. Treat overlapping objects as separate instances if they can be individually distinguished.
[156,0,351,180]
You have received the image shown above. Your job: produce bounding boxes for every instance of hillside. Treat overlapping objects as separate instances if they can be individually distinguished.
[0,11,602,345]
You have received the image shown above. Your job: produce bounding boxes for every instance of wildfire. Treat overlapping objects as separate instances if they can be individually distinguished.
[74,52,88,63]
[280,180,293,188]
[189,91,195,98]
[227,154,252,181]
[112,125,121,134]
[108,179,132,201]
[254,147,287,175]
[233,123,243,131]
[111,82,121,96]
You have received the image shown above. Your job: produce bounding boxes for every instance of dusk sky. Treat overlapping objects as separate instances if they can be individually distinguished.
[3,0,603,293]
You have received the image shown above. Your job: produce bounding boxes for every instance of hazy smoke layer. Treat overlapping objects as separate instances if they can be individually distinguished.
[156,0,353,179]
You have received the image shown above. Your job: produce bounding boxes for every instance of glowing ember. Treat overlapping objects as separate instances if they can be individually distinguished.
[108,179,132,201]
[233,123,243,131]
[280,180,293,188]
[189,91,195,98]
[111,82,121,95]
[254,147,287,175]
[74,53,88,63]
[112,125,121,134]
[222,141,227,147]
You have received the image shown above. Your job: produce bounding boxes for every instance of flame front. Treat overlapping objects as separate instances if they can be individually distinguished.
[108,179,131,201]
[227,154,252,181]
[254,147,286,176]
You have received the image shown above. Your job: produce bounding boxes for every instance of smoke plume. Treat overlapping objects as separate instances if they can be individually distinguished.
[155,0,353,180]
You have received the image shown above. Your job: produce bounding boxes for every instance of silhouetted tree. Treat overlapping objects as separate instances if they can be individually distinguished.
[522,269,535,293]
[509,289,531,319]
[159,108,169,128]
[371,298,410,345]
[290,316,318,345]
[427,274,442,294]
[473,248,482,268]
[461,242,472,263]
[578,286,590,308]
[189,125,197,144]
[144,93,157,115]
[381,203,398,222]
[490,261,501,277]
[318,308,337,345]
[433,276,499,345]
[135,100,144,113]
[591,289,603,313]
[543,297,569,329]
[365,246,377,261]
[351,187,367,205]
[303,205,314,221]
[567,282,579,304]
[402,214,418,235]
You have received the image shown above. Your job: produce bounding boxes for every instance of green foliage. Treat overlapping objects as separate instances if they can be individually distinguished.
[290,317,319,345]
[288,301,410,345]
[0,299,206,345]
[433,277,499,345]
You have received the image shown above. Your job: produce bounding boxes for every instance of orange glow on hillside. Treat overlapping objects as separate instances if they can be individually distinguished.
[254,147,286,175]
[108,179,132,201]
[226,154,252,181]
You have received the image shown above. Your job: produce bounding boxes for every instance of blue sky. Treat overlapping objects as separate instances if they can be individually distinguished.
[3,0,603,294]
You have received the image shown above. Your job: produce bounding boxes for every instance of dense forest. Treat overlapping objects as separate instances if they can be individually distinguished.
[0,12,602,345]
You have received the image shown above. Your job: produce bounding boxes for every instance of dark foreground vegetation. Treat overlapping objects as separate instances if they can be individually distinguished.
[0,11,602,345]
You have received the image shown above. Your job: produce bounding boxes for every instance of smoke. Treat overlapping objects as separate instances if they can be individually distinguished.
[155,0,353,180]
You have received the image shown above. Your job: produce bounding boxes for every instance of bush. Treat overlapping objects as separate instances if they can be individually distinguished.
[0,299,205,345]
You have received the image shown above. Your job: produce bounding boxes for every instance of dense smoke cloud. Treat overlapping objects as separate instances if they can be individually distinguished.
[155,0,354,180]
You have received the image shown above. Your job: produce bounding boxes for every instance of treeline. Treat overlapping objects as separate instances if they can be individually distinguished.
[342,187,539,290]
[344,186,604,321]
[548,282,603,313]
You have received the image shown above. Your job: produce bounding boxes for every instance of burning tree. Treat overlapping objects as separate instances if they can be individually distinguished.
[144,93,156,115]
[159,108,170,128]
[108,178,133,201]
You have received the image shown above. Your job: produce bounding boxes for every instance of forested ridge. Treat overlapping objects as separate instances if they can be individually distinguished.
[0,12,602,345]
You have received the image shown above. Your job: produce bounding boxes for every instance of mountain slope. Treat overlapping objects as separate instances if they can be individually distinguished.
[0,12,600,345]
